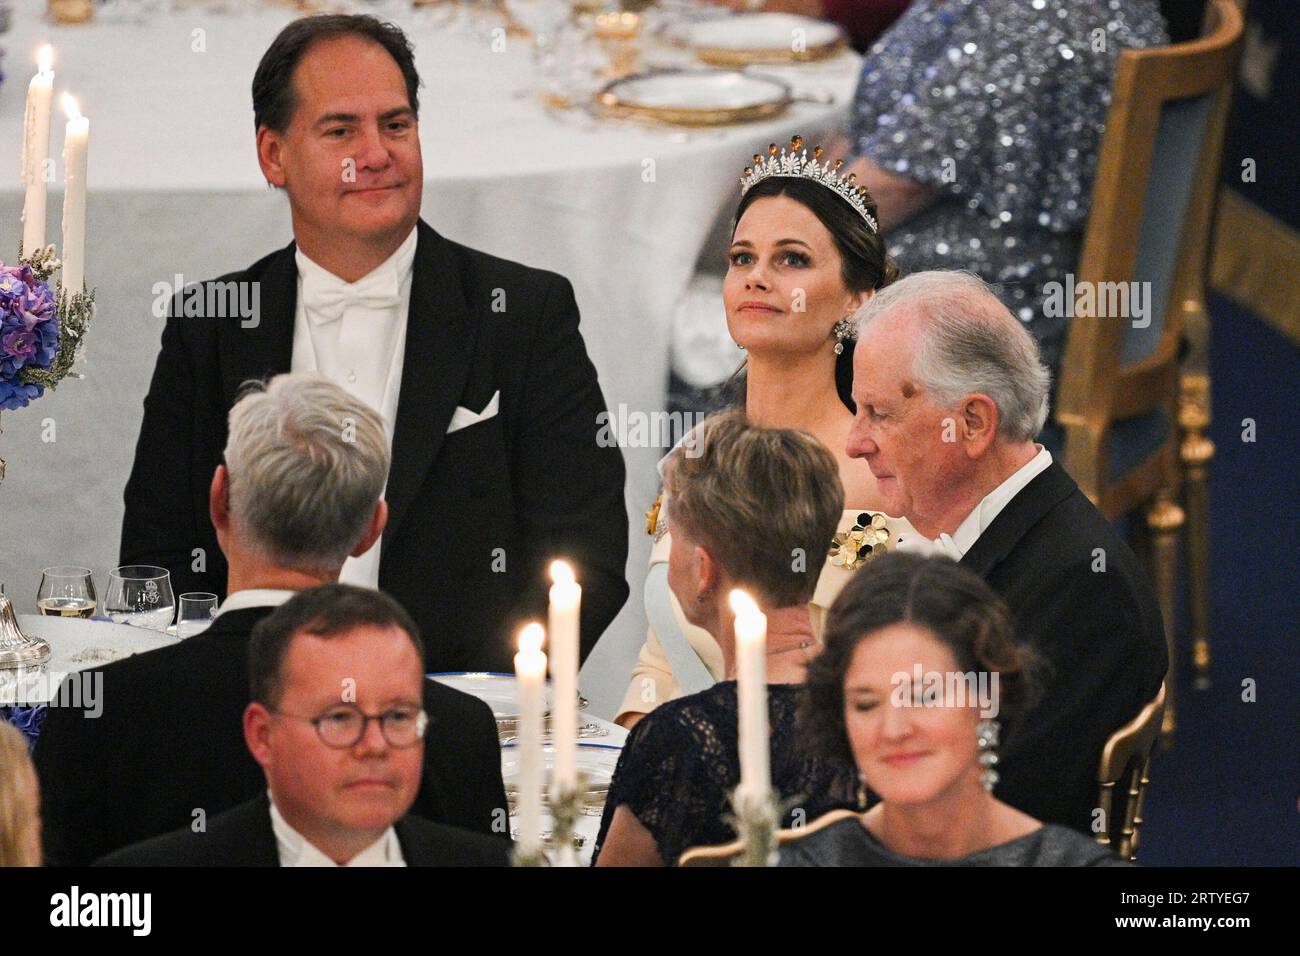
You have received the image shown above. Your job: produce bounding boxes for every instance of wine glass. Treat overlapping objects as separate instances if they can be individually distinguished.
[176,592,218,638]
[104,566,175,632]
[36,566,97,619]
[534,17,611,108]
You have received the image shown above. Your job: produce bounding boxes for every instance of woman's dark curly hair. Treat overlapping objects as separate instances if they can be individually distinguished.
[728,174,901,413]
[799,552,1048,768]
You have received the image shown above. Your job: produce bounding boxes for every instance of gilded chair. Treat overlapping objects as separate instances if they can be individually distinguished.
[1176,0,1253,692]
[1046,0,1245,741]
[677,808,861,867]
[1096,683,1167,862]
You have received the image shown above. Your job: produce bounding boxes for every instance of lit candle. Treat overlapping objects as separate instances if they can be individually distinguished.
[514,622,547,858]
[730,589,770,805]
[548,560,581,796]
[20,46,54,257]
[60,93,89,297]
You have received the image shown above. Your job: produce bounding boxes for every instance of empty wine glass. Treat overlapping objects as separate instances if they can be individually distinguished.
[104,566,175,632]
[534,18,610,108]
[176,592,218,639]
[37,566,97,619]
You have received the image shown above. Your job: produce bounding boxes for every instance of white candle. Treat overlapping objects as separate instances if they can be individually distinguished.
[20,46,54,257]
[514,622,548,858]
[730,589,770,805]
[548,560,581,796]
[60,93,89,297]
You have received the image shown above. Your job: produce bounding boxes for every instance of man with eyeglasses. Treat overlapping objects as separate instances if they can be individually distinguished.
[98,585,509,866]
[36,374,506,866]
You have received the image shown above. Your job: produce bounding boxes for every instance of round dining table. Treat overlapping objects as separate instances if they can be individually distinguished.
[0,0,863,715]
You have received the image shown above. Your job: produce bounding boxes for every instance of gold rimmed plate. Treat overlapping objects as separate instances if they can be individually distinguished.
[687,13,847,67]
[595,68,793,127]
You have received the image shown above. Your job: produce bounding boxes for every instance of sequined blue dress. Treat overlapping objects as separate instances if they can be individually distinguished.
[849,0,1169,373]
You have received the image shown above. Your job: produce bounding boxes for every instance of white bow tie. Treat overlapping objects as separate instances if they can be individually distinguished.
[897,532,964,561]
[301,267,401,326]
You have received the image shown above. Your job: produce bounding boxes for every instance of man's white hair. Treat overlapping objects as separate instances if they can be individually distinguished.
[224,373,390,574]
[853,270,1051,441]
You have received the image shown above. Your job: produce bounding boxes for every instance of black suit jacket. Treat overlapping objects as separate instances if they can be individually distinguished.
[95,793,510,867]
[32,605,508,867]
[119,219,629,670]
[960,462,1168,833]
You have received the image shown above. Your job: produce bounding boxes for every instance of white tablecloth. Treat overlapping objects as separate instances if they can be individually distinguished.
[0,0,861,716]
[0,614,178,705]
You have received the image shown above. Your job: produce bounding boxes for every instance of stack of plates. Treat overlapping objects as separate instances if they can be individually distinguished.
[427,671,605,743]
[501,742,622,817]
[501,742,624,861]
[429,673,625,862]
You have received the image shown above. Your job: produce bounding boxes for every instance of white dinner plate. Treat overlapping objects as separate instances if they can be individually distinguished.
[688,13,845,63]
[427,672,556,721]
[597,69,792,125]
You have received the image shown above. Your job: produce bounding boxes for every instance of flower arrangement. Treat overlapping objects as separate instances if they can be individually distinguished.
[0,258,60,410]
[0,243,95,482]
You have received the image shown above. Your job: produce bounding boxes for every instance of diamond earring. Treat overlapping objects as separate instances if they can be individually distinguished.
[832,316,857,355]
[976,718,1000,791]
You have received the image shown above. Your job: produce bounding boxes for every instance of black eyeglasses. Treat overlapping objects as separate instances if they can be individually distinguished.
[273,703,429,749]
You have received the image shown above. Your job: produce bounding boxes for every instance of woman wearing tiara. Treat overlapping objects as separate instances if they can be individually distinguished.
[615,137,917,730]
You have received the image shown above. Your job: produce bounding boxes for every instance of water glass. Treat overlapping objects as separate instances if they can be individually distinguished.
[176,592,218,639]
[104,566,175,632]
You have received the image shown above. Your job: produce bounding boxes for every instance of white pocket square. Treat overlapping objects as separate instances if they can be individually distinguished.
[446,390,500,434]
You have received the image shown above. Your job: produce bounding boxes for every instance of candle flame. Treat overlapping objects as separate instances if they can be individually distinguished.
[61,93,82,123]
[549,560,575,587]
[518,622,545,655]
[729,589,759,619]
[37,45,53,75]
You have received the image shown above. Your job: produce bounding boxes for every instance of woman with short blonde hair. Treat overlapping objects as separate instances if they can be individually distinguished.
[595,412,860,866]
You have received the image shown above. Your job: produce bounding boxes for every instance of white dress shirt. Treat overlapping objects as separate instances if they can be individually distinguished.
[268,791,405,867]
[212,588,297,620]
[897,446,1053,560]
[290,226,418,589]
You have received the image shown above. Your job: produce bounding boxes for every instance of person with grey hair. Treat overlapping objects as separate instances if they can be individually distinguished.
[846,270,1167,835]
[34,374,508,865]
[213,373,389,595]
[210,374,384,590]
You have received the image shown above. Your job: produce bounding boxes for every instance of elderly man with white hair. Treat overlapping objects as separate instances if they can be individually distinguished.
[35,374,507,865]
[846,271,1167,834]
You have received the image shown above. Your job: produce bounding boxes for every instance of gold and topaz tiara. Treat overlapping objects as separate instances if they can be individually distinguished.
[739,135,879,235]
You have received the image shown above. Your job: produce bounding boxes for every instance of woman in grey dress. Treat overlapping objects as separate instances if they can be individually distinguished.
[782,552,1129,866]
